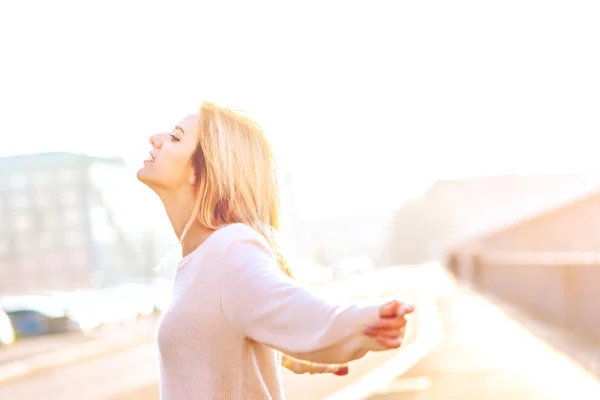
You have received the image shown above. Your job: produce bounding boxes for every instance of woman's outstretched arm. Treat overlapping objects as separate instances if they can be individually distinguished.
[218,237,413,364]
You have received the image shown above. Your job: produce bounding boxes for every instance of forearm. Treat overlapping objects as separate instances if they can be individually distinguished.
[282,329,387,364]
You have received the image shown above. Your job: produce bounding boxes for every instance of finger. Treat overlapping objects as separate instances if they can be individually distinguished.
[334,366,349,376]
[379,300,400,318]
[374,336,402,348]
[399,303,415,315]
[364,327,406,338]
[365,329,402,338]
[368,316,407,330]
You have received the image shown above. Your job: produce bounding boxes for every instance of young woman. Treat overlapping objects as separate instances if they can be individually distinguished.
[137,102,414,399]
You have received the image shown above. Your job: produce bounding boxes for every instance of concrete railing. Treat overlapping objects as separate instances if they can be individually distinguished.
[0,266,423,384]
[449,253,600,338]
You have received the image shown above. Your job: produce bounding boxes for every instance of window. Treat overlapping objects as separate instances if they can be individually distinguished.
[31,169,49,187]
[0,237,15,255]
[9,172,27,190]
[65,229,85,247]
[39,231,54,249]
[57,168,80,184]
[10,193,29,209]
[62,189,80,207]
[64,209,82,226]
[0,239,8,255]
[35,189,50,208]
[14,214,31,231]
[15,235,31,252]
[41,211,62,231]
[70,249,89,269]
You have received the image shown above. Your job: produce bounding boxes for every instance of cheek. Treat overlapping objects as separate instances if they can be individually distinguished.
[163,149,195,181]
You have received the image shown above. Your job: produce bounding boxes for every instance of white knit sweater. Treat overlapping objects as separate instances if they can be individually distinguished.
[157,223,388,399]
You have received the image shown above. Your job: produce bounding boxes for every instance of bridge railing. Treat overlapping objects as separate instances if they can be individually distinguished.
[448,251,600,338]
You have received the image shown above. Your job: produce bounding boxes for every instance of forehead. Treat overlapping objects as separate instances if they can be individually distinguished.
[177,113,200,137]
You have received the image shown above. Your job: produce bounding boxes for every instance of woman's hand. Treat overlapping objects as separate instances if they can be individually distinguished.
[363,300,414,348]
[334,365,349,376]
[281,354,350,376]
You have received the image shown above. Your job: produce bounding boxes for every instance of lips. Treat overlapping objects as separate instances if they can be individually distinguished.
[146,152,156,162]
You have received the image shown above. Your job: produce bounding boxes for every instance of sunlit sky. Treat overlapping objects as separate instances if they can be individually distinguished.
[1,1,599,220]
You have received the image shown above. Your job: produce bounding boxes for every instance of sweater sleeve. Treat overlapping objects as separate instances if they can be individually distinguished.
[218,238,389,364]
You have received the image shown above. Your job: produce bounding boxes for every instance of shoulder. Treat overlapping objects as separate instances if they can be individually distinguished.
[209,223,274,260]
[212,224,281,289]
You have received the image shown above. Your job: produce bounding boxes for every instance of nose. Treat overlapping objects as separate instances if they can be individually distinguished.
[149,133,163,149]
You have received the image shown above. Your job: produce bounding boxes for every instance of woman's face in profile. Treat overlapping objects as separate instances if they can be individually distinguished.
[137,113,200,192]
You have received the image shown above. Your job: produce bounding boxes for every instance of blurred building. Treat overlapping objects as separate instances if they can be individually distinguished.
[294,212,395,266]
[0,152,164,295]
[389,173,600,265]
[278,169,299,247]
[448,188,600,339]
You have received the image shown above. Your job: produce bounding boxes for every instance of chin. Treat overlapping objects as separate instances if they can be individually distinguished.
[137,169,166,195]
[137,167,153,187]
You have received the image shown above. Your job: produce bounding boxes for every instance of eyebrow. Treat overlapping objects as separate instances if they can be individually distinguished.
[175,126,185,134]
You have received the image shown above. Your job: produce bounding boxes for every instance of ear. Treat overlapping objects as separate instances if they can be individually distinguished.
[188,174,196,185]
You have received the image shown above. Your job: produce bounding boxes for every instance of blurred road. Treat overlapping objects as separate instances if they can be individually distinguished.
[0,318,158,384]
[0,267,418,400]
[1,342,159,400]
[0,332,97,366]
[2,265,598,400]
[365,288,600,400]
[0,319,157,366]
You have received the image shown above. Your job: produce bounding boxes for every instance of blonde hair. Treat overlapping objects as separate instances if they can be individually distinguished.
[180,101,292,277]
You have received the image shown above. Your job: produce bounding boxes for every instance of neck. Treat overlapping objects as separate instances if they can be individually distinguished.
[159,191,215,257]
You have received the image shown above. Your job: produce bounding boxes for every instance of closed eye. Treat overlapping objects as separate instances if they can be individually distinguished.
[169,133,180,142]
